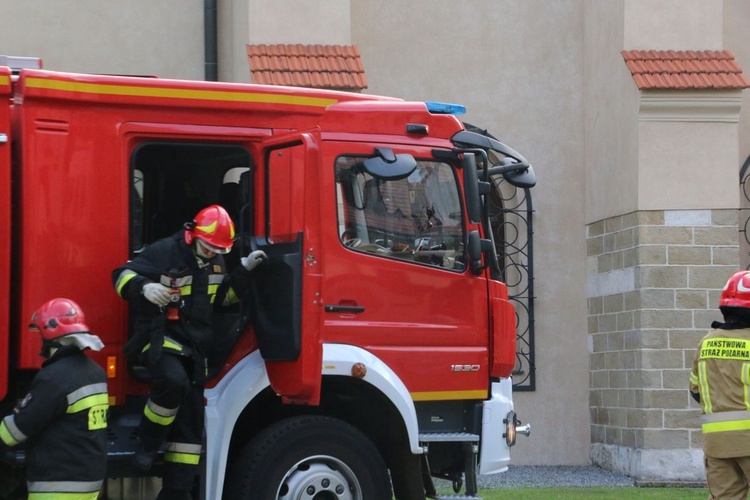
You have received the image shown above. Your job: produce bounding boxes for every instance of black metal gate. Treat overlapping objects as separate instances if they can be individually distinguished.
[740,154,750,270]
[489,176,535,391]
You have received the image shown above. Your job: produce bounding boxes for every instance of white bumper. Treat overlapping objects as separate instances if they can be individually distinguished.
[478,378,514,475]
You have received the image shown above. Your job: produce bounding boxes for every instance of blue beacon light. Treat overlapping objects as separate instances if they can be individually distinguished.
[424,101,467,115]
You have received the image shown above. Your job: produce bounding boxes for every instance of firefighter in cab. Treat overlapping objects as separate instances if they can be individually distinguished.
[690,270,750,500]
[112,204,266,499]
[0,298,108,499]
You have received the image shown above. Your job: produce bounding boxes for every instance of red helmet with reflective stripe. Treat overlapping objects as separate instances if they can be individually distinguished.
[29,298,90,341]
[184,205,235,254]
[720,271,750,310]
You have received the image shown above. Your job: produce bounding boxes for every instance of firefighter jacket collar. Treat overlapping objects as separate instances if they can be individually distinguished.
[57,332,105,352]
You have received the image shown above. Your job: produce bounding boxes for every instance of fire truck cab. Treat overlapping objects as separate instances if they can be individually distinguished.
[0,56,533,499]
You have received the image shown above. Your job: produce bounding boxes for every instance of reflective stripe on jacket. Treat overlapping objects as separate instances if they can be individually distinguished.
[27,479,103,497]
[690,327,750,458]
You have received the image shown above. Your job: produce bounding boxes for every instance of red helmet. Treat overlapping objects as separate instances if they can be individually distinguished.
[184,205,235,254]
[29,298,90,341]
[720,271,750,309]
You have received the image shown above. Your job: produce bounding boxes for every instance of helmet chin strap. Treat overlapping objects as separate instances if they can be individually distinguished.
[193,242,212,268]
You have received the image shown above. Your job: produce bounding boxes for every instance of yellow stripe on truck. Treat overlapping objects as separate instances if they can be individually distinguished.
[25,78,338,108]
[410,390,487,402]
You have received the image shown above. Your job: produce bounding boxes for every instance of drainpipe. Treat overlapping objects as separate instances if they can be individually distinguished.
[204,0,218,81]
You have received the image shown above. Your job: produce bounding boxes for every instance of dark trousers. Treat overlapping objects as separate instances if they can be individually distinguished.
[141,352,204,493]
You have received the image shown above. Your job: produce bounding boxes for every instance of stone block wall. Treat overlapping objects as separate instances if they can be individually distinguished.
[587,209,739,481]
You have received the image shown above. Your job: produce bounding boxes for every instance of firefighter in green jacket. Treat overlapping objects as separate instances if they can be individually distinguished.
[690,270,750,500]
[0,298,108,500]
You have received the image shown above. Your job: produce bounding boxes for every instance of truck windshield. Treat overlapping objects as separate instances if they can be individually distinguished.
[335,156,465,271]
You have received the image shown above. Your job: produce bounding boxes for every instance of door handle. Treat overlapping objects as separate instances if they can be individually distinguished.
[324,304,365,313]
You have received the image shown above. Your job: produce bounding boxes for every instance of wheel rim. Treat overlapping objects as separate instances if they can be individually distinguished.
[277,454,363,500]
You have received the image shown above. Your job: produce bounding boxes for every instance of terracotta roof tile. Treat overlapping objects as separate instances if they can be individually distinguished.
[247,43,367,91]
[621,49,750,90]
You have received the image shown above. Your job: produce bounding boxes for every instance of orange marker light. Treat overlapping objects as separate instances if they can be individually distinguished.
[107,356,117,378]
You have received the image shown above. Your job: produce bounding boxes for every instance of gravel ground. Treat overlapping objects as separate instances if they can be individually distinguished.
[477,465,635,488]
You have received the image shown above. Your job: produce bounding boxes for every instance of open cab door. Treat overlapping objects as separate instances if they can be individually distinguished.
[250,130,322,405]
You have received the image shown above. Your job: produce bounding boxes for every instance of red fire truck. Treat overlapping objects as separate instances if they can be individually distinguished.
[0,56,533,499]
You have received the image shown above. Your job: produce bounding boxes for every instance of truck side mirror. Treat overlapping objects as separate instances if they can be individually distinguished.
[463,153,481,224]
[468,230,497,275]
[488,157,537,189]
[360,147,416,180]
[467,230,483,274]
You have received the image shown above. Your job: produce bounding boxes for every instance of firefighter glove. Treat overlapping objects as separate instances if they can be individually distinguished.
[241,250,268,271]
[142,283,172,307]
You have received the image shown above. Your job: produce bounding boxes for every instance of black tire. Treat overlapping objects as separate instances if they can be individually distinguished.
[225,415,392,500]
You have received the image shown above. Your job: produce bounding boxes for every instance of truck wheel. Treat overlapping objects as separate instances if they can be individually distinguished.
[225,415,392,500]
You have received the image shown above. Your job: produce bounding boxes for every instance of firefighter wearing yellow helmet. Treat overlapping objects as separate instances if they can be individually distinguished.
[112,205,266,499]
[0,298,107,499]
[690,270,750,499]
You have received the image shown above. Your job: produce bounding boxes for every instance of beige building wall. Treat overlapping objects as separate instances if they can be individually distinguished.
[246,0,351,45]
[638,117,741,210]
[624,0,723,50]
[219,0,251,83]
[0,0,204,79]
[725,0,750,269]
[584,1,640,223]
[726,0,750,166]
[585,0,740,224]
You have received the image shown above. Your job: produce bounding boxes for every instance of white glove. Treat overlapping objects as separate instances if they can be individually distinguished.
[241,250,268,271]
[142,283,172,307]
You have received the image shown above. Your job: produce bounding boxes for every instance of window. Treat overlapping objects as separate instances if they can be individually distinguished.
[265,143,305,243]
[335,156,465,271]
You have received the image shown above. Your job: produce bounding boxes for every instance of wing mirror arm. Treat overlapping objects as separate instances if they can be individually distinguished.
[487,162,529,176]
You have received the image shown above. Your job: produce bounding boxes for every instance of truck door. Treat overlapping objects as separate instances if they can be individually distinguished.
[0,67,11,401]
[322,143,491,403]
[251,131,322,405]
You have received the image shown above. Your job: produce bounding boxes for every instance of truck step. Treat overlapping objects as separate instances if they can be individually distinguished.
[419,432,480,443]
